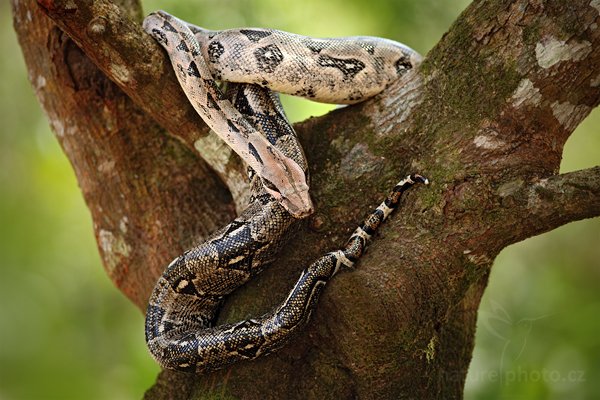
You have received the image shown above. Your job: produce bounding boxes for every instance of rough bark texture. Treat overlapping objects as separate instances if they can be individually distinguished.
[11,0,600,398]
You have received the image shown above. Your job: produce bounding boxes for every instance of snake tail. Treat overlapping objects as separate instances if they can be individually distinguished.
[147,174,427,373]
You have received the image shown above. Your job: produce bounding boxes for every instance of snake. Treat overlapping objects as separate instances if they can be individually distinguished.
[142,10,427,373]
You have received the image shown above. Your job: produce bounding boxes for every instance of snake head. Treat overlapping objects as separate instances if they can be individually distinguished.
[258,150,313,219]
[261,174,313,219]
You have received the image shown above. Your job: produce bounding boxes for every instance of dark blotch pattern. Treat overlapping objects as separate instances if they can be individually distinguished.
[317,55,366,79]
[240,29,273,42]
[233,91,255,116]
[227,119,240,133]
[176,40,190,52]
[208,41,225,63]
[361,208,385,235]
[395,58,413,75]
[303,39,328,54]
[151,29,168,46]
[162,20,177,33]
[254,44,284,73]
[248,142,263,165]
[188,25,202,34]
[187,61,201,78]
[225,320,265,358]
[359,42,376,55]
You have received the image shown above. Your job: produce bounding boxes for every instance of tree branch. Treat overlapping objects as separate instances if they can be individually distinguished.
[36,0,251,209]
[36,0,199,143]
[12,0,236,308]
[527,166,600,226]
[497,166,600,246]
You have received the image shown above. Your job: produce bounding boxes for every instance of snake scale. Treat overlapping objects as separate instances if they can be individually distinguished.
[143,11,428,373]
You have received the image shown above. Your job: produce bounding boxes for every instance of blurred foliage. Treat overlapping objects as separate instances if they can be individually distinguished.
[0,0,597,399]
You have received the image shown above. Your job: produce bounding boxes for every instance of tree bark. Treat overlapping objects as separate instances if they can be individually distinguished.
[12,0,600,398]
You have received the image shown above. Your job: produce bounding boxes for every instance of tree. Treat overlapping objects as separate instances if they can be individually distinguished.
[11,0,600,398]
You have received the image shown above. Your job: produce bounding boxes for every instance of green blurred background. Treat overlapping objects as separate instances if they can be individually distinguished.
[0,0,598,399]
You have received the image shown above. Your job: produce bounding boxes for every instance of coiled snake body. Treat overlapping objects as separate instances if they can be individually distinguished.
[143,11,427,373]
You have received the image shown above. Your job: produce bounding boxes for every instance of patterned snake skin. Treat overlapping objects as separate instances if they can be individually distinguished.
[143,11,427,373]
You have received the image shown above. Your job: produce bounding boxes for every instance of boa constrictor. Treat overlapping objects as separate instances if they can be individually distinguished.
[143,10,427,374]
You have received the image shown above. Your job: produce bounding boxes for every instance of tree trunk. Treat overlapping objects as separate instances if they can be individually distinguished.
[11,0,600,398]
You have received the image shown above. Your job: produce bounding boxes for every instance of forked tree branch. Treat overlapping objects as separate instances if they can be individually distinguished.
[13,0,600,398]
[37,0,251,207]
[36,0,205,146]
